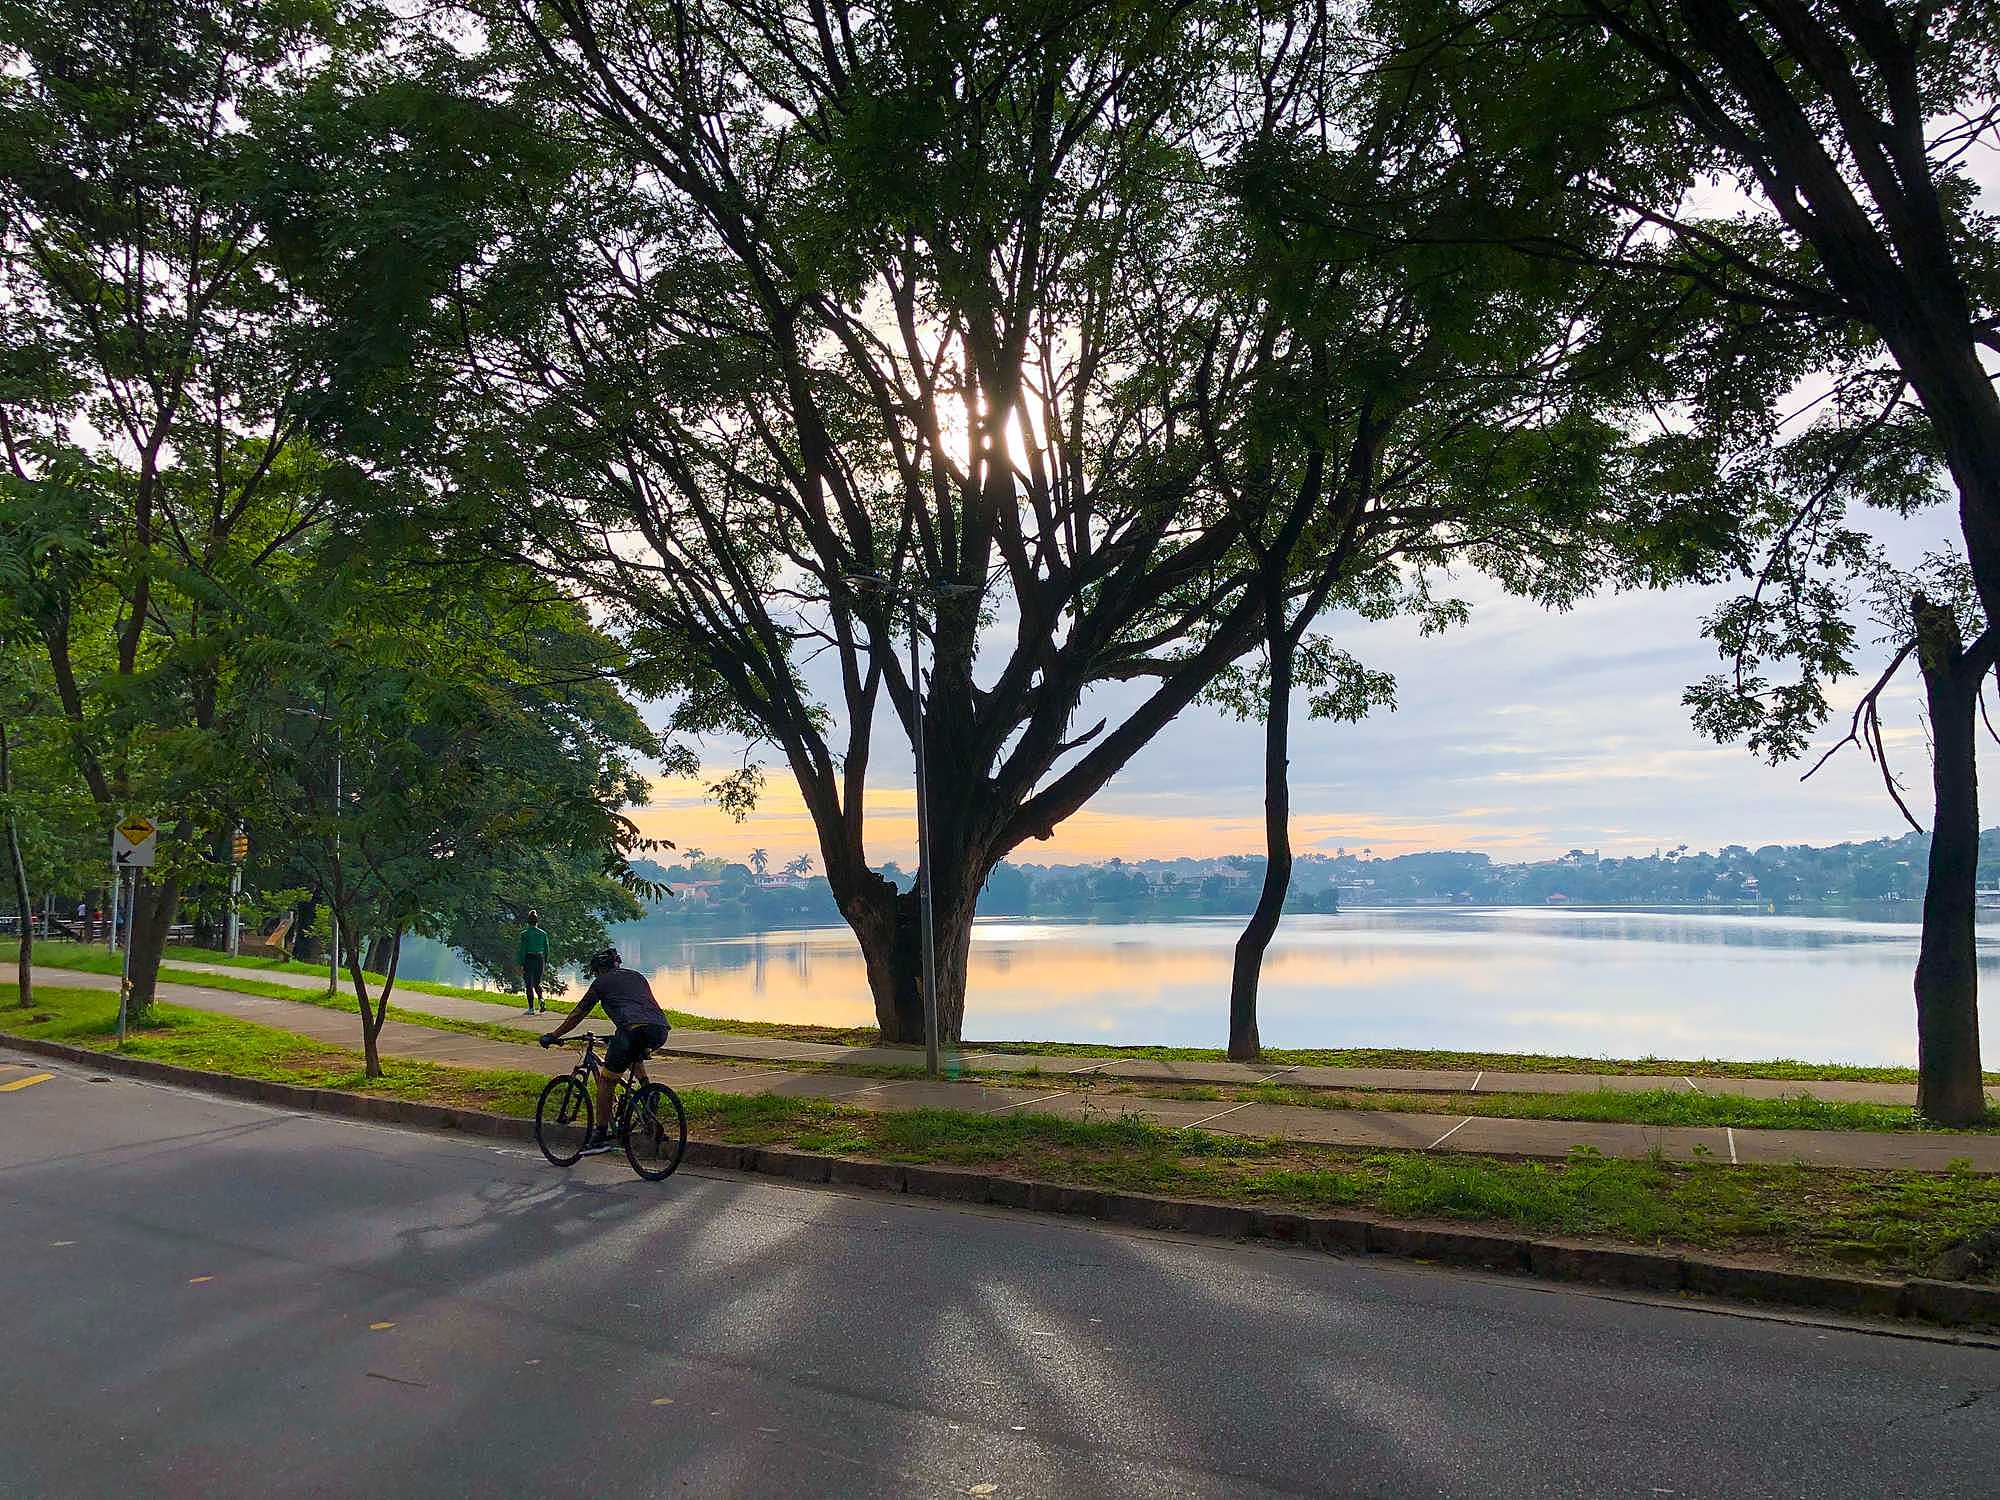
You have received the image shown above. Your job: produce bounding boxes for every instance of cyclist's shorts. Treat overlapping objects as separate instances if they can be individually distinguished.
[606,1022,668,1073]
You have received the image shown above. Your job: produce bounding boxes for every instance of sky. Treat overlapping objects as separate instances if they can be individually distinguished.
[630,150,2000,876]
[631,504,1973,872]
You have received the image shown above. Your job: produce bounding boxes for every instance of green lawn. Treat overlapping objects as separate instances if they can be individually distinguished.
[4,982,1997,1281]
[1241,1083,1999,1134]
[22,950,1993,1133]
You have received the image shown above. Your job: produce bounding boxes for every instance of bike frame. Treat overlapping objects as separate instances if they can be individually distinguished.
[563,1033,650,1131]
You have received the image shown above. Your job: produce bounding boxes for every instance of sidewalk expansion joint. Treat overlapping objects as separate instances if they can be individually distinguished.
[1426,1116,1474,1151]
[982,1090,1072,1115]
[1183,1100,1255,1131]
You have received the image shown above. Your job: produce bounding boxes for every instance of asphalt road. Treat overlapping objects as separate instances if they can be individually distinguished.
[2,1047,1995,1499]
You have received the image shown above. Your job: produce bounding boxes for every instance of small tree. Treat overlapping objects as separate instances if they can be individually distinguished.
[236,541,661,1075]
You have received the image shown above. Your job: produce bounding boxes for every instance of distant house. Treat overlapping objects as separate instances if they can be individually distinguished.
[674,880,724,907]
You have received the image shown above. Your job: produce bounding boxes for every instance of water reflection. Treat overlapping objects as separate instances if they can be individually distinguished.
[416,908,2000,1066]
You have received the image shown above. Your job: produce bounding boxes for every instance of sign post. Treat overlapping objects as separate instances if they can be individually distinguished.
[226,827,247,958]
[111,816,157,1045]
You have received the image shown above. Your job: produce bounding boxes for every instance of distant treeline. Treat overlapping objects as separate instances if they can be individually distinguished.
[636,829,1981,926]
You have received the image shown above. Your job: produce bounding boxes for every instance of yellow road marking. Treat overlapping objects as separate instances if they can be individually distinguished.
[650,1397,675,1406]
[189,1276,214,1284]
[0,1073,53,1092]
[369,1322,396,1331]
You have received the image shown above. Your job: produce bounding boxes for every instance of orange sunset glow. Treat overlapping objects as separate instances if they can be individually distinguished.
[631,767,1555,867]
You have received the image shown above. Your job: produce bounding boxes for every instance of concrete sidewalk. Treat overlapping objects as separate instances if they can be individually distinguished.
[126,958,1926,1106]
[28,968,2000,1172]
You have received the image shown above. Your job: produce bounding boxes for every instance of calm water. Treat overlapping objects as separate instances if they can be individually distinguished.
[587,907,1993,1066]
[400,908,2000,1065]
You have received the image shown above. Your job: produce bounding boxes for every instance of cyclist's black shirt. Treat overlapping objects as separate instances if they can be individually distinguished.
[574,968,668,1032]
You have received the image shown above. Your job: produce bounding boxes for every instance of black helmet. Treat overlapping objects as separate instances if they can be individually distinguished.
[586,946,621,975]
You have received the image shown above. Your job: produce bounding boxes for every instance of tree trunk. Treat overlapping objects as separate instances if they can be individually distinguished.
[1912,595,1989,1125]
[842,874,981,1045]
[1,720,31,1008]
[845,880,925,1043]
[1229,613,1295,1061]
[347,927,401,1079]
[125,876,181,1023]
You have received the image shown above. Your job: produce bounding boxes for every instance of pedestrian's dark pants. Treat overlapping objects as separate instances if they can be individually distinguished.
[523,954,545,1011]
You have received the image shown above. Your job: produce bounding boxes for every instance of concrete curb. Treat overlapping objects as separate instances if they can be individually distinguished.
[11,1033,1997,1331]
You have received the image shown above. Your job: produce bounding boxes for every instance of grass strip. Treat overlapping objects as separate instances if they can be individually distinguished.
[27,959,1996,1135]
[1239,1083,2000,1134]
[5,984,1998,1282]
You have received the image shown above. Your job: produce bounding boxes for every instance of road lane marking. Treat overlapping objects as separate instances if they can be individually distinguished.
[1066,1059,1114,1075]
[651,1397,675,1406]
[1683,1076,1704,1094]
[1426,1117,1475,1150]
[1182,1100,1255,1131]
[1470,1071,1484,1093]
[370,1322,396,1331]
[0,1072,54,1092]
[981,1090,1069,1115]
[188,1276,213,1284]
[1726,1127,1738,1165]
[1255,1066,1297,1084]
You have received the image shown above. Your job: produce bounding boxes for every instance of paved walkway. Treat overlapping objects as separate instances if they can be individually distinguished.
[135,959,1924,1105]
[29,967,2000,1172]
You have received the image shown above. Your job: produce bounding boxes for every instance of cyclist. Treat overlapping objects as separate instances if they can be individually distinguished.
[539,947,669,1155]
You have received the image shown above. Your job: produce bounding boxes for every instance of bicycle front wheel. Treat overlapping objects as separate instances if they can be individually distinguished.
[623,1083,687,1181]
[535,1074,594,1166]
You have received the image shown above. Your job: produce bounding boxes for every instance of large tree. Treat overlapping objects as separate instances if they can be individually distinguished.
[437,0,1310,1042]
[1373,0,2000,1120]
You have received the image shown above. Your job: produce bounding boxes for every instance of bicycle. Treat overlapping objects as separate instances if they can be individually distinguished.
[534,1032,688,1181]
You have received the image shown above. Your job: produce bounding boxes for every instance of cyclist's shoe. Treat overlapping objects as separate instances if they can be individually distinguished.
[577,1131,613,1156]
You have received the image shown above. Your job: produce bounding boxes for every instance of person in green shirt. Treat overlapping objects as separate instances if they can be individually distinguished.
[517,911,551,1015]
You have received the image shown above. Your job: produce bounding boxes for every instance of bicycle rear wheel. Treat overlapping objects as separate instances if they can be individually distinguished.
[623,1083,687,1181]
[535,1074,594,1166]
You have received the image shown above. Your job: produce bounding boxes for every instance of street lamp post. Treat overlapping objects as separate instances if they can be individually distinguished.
[907,616,941,1080]
[844,571,983,1080]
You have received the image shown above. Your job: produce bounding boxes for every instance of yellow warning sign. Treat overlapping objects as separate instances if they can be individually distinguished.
[117,815,156,843]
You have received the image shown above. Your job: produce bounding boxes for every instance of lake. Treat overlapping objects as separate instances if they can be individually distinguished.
[510,907,1997,1066]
